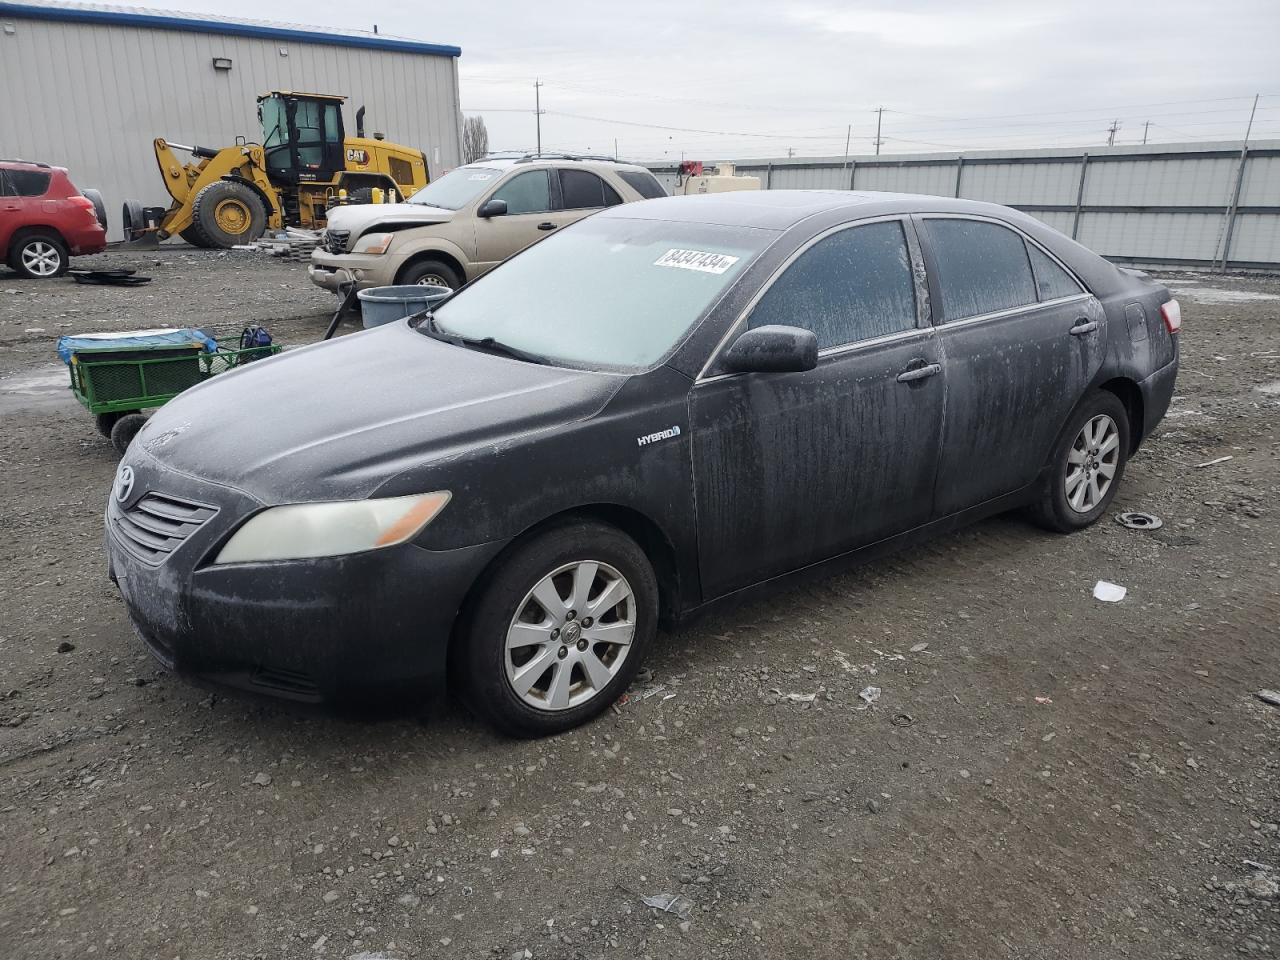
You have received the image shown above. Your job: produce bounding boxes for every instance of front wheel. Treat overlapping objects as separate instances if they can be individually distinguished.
[459,521,658,737]
[1029,390,1130,533]
[399,258,460,290]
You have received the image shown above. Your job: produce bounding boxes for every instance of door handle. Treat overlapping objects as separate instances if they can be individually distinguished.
[896,362,941,383]
[1070,319,1099,336]
[536,222,557,231]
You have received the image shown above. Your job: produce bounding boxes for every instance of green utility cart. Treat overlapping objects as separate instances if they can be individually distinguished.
[57,327,279,454]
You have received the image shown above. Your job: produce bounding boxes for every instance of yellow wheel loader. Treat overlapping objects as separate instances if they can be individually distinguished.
[124,92,429,248]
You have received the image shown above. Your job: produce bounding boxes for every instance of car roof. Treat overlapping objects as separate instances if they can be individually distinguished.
[600,189,1064,229]
[0,159,56,170]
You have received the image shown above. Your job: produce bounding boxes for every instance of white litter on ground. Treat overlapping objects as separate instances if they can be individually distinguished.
[1177,287,1280,304]
[1093,580,1128,603]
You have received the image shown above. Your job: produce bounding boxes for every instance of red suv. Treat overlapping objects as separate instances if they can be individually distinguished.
[1,160,107,279]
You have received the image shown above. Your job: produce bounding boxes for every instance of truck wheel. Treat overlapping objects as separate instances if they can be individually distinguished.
[110,413,148,455]
[399,259,460,289]
[82,189,108,230]
[9,231,68,279]
[191,181,267,248]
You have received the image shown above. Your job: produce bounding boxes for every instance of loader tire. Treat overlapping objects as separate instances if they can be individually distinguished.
[179,224,216,248]
[190,181,267,248]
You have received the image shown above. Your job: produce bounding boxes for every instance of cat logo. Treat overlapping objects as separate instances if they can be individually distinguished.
[346,148,369,165]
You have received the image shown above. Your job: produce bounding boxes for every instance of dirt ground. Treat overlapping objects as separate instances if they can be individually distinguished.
[0,248,1277,960]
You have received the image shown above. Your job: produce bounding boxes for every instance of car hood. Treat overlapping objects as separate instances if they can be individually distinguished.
[133,322,622,504]
[325,202,456,234]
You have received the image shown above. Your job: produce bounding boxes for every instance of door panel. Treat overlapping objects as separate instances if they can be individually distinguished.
[473,170,577,267]
[932,296,1106,514]
[692,333,945,599]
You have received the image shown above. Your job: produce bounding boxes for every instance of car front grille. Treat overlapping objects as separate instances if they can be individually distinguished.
[110,492,218,565]
[325,229,350,254]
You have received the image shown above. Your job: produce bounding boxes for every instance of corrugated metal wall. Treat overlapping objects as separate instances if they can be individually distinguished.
[650,142,1280,270]
[0,10,462,239]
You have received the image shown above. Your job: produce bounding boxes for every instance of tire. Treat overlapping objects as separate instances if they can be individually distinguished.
[1028,390,1130,533]
[121,199,146,241]
[459,520,658,737]
[109,413,148,455]
[399,258,460,289]
[94,411,122,438]
[82,189,107,230]
[179,225,216,248]
[190,181,267,248]
[9,231,68,279]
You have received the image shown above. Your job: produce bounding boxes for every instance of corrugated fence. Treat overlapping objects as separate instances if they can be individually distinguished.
[647,140,1280,271]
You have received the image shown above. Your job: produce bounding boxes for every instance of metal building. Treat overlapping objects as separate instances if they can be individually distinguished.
[0,0,463,238]
[650,141,1280,271]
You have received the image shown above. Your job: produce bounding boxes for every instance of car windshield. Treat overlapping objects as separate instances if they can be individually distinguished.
[427,217,774,370]
[407,166,502,210]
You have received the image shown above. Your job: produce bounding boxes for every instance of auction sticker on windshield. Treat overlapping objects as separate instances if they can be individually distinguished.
[654,249,741,274]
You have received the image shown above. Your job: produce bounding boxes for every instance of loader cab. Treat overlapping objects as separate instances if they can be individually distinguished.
[258,92,346,185]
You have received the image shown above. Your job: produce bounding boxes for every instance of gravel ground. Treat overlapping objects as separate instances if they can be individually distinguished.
[0,249,1278,960]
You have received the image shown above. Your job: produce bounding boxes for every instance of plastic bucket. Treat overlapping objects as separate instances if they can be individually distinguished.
[357,284,452,329]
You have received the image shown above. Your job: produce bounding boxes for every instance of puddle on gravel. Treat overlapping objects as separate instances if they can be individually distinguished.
[0,364,77,413]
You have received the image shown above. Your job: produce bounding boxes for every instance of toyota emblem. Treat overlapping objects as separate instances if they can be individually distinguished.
[114,465,135,504]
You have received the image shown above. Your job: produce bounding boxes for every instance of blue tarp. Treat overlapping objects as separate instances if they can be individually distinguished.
[57,328,217,365]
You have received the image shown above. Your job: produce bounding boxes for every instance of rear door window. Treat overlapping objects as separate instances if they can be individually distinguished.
[4,169,51,197]
[559,169,621,210]
[491,170,552,215]
[924,218,1037,321]
[618,169,668,199]
[748,220,918,350]
[1027,243,1084,301]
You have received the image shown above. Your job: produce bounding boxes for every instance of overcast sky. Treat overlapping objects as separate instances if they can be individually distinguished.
[156,0,1280,160]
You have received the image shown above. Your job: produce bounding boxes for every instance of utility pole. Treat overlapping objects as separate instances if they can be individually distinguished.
[787,146,795,159]
[842,123,851,172]
[614,138,618,161]
[1218,93,1261,272]
[534,79,544,155]
[874,106,884,155]
[1142,121,1151,145]
[1106,119,1120,147]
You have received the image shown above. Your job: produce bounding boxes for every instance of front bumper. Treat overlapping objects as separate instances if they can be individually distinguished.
[105,456,503,707]
[309,250,407,293]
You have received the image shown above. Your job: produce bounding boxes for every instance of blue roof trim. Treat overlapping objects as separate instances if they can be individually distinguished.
[0,2,462,57]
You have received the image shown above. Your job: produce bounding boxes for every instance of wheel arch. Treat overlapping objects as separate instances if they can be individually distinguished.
[445,502,683,679]
[394,247,467,287]
[1096,376,1144,453]
[8,224,68,253]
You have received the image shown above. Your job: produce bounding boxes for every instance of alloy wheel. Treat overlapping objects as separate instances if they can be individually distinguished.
[415,274,448,286]
[21,241,61,277]
[1065,414,1119,513]
[504,560,636,711]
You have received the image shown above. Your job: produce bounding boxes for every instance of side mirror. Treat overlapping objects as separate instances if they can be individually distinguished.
[477,198,508,218]
[722,325,818,374]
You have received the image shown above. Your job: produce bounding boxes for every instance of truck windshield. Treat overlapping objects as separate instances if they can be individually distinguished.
[426,216,776,371]
[260,97,287,149]
[407,167,502,210]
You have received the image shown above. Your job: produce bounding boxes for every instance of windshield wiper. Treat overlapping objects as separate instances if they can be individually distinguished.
[418,313,549,365]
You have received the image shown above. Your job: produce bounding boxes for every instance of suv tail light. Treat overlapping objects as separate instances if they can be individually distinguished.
[69,195,98,221]
[1160,299,1182,334]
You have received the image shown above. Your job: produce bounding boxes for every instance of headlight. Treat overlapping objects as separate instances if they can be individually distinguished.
[214,492,450,564]
[352,232,394,255]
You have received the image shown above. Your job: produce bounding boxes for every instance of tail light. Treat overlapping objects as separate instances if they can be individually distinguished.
[69,195,98,222]
[1160,299,1182,334]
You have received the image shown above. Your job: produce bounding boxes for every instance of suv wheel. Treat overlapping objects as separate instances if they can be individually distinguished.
[10,231,68,279]
[400,259,460,290]
[459,520,658,737]
[1029,390,1130,533]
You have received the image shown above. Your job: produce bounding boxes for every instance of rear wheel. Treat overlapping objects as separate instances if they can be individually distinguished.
[460,521,658,737]
[94,411,122,438]
[190,181,267,248]
[1029,390,1130,532]
[399,258,460,289]
[9,231,68,279]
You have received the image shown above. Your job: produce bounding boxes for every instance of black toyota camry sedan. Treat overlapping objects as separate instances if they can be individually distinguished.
[106,191,1180,736]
